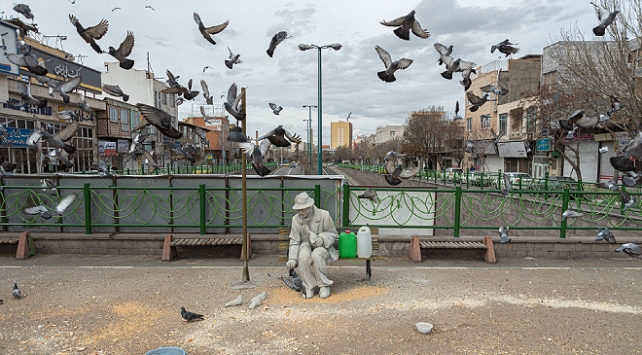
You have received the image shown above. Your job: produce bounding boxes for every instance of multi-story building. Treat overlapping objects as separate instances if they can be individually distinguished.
[375,124,404,145]
[182,104,230,164]
[330,120,352,149]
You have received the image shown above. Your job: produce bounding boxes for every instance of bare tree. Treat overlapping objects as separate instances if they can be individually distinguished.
[402,106,449,170]
[334,146,352,163]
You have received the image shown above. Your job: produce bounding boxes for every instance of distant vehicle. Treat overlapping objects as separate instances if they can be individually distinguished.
[495,172,533,189]
[470,172,500,187]
[443,167,464,182]
[534,176,578,190]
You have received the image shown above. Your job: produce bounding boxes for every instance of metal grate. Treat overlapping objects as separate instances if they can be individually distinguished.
[419,241,487,249]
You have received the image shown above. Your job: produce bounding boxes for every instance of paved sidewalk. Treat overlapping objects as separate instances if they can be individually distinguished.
[1,254,641,355]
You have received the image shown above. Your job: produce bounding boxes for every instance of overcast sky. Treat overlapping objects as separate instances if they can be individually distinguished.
[7,0,597,146]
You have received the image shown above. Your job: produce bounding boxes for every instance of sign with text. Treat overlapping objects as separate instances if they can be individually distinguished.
[536,138,551,152]
[99,141,117,157]
[117,139,129,153]
[3,127,32,148]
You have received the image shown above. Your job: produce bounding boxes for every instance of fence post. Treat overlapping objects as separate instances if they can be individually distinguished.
[560,188,570,239]
[199,184,206,235]
[314,184,321,208]
[342,183,350,227]
[454,186,462,238]
[83,183,92,235]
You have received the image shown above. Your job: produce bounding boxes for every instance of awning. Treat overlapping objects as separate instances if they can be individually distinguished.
[497,141,527,158]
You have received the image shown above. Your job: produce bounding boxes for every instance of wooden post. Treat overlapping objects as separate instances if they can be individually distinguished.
[409,236,422,263]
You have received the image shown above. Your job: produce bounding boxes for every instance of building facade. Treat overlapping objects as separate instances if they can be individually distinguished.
[330,120,352,149]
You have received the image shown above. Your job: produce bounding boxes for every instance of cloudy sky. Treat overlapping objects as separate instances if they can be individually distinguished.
[8,0,598,146]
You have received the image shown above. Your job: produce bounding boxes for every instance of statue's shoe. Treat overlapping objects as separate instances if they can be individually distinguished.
[319,287,331,299]
[303,289,314,299]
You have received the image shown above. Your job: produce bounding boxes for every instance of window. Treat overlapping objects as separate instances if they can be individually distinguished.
[162,92,167,105]
[499,113,507,136]
[480,115,490,129]
[121,108,129,132]
[130,111,139,131]
[466,118,472,131]
[526,109,536,132]
[390,131,395,137]
[109,106,119,123]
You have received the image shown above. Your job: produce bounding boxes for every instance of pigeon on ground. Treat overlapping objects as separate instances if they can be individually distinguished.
[491,39,519,57]
[5,52,47,76]
[102,84,129,102]
[200,80,213,105]
[599,146,609,154]
[561,209,584,221]
[591,2,619,36]
[108,31,135,70]
[608,95,624,116]
[620,190,636,213]
[56,193,78,215]
[380,10,429,41]
[256,125,302,147]
[623,172,640,187]
[375,45,413,83]
[358,188,379,204]
[136,103,183,139]
[180,307,204,322]
[224,83,246,121]
[13,4,34,20]
[269,103,283,115]
[384,164,421,186]
[266,31,290,57]
[615,241,641,258]
[23,205,52,220]
[18,82,47,108]
[480,84,509,96]
[434,43,453,66]
[597,175,619,191]
[239,139,272,177]
[69,14,109,54]
[249,292,267,309]
[193,12,228,46]
[500,174,512,196]
[498,226,511,244]
[225,295,243,307]
[596,227,616,243]
[12,282,21,299]
[225,47,243,69]
[466,92,489,112]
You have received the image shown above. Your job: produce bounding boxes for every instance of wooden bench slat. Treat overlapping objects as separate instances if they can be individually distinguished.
[0,238,19,244]
[170,237,244,247]
[419,241,487,250]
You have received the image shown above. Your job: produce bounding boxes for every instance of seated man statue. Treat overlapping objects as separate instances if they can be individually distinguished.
[286,192,339,299]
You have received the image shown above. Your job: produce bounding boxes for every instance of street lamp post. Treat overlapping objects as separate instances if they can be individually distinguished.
[299,43,342,174]
[302,105,316,172]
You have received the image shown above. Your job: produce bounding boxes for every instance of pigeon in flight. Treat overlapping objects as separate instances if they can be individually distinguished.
[257,125,302,147]
[480,84,509,96]
[266,31,290,57]
[108,31,135,70]
[202,66,213,72]
[384,150,405,162]
[597,175,619,191]
[69,14,109,54]
[13,4,33,20]
[111,7,121,12]
[145,5,155,11]
[466,92,489,112]
[459,65,476,90]
[595,227,616,243]
[23,205,52,220]
[77,92,95,119]
[380,10,429,41]
[5,52,47,76]
[56,193,78,215]
[193,12,229,46]
[620,190,636,213]
[12,282,21,299]
[269,103,283,115]
[375,45,413,83]
[434,43,453,65]
[224,83,246,121]
[500,174,512,196]
[358,188,379,204]
[41,179,57,196]
[498,226,511,244]
[239,139,272,177]
[455,101,460,118]
[136,103,183,139]
[56,109,80,122]
[384,164,420,186]
[561,209,584,221]
[144,150,159,174]
[180,307,204,322]
[18,82,47,109]
[622,171,640,187]
[491,39,519,57]
[591,2,619,36]
[225,47,243,69]
[200,80,213,105]
[440,57,476,81]
[39,76,81,104]
[615,241,641,258]
[102,84,129,102]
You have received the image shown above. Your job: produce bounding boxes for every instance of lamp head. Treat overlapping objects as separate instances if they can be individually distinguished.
[226,126,247,143]
[298,44,314,51]
[328,43,342,51]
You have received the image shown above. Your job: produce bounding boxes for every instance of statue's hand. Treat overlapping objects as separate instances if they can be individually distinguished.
[310,231,323,247]
[286,259,298,269]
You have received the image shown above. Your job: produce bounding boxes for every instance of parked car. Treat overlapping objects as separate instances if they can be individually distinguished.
[533,176,578,191]
[494,172,533,189]
[470,172,500,187]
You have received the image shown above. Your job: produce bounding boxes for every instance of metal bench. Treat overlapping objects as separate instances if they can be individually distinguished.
[409,236,496,263]
[162,234,246,261]
[278,228,384,280]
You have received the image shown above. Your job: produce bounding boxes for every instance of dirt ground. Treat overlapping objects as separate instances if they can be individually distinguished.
[1,254,641,355]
